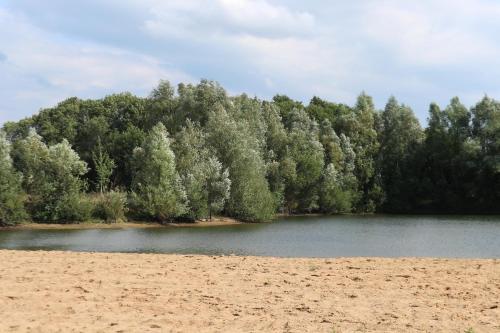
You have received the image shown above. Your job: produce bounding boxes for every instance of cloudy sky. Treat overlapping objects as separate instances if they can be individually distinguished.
[1,0,500,125]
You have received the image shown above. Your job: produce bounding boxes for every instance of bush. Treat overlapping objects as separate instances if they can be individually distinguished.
[93,191,128,223]
[58,193,94,223]
[0,188,26,226]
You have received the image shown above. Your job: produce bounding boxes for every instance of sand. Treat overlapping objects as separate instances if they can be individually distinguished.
[0,251,498,333]
[5,217,243,230]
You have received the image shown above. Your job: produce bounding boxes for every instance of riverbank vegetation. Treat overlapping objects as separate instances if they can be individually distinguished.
[1,80,499,225]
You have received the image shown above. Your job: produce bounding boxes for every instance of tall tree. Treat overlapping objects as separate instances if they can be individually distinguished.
[378,97,424,211]
[0,131,26,225]
[173,120,209,219]
[352,93,381,212]
[286,109,325,212]
[470,97,500,210]
[13,129,89,222]
[204,157,231,220]
[3,79,500,219]
[131,123,187,222]
[206,105,276,221]
[146,80,177,130]
[174,121,230,220]
[92,138,116,193]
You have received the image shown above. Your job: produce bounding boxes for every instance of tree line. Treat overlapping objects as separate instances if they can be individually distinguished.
[0,80,499,225]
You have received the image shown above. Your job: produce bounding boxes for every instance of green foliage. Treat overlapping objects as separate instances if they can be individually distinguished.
[0,131,26,225]
[131,123,187,222]
[205,157,231,219]
[272,95,304,126]
[174,80,230,129]
[92,138,116,193]
[30,97,80,145]
[352,93,381,211]
[13,129,89,222]
[285,109,325,212]
[318,134,359,213]
[146,80,177,129]
[57,193,94,222]
[109,125,146,188]
[174,122,231,219]
[320,164,353,213]
[174,121,210,219]
[378,97,424,212]
[207,105,276,222]
[468,97,500,211]
[2,79,500,224]
[307,94,382,212]
[92,191,128,223]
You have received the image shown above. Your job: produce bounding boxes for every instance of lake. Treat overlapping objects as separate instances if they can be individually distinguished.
[0,215,499,258]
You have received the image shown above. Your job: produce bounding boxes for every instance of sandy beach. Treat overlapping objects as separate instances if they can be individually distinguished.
[0,250,498,332]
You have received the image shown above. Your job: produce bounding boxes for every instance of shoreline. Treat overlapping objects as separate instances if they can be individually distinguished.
[3,213,500,230]
[1,216,244,230]
[0,250,498,332]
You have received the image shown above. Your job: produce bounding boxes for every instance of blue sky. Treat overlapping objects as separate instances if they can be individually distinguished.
[1,0,500,125]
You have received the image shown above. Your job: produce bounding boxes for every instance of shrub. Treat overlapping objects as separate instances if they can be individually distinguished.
[93,191,128,223]
[58,193,94,223]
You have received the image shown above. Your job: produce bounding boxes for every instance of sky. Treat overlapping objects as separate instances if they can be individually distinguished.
[1,0,500,125]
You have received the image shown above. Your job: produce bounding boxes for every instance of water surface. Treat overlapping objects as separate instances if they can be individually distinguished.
[0,215,499,258]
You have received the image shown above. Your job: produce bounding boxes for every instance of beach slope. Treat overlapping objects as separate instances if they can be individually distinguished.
[0,250,498,332]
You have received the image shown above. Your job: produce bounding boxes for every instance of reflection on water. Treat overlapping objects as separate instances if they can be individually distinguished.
[0,215,499,258]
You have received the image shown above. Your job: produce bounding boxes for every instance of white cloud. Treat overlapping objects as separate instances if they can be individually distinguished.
[217,0,314,35]
[3,0,500,125]
[231,34,359,101]
[140,0,358,101]
[143,0,315,39]
[0,7,194,123]
[361,0,500,66]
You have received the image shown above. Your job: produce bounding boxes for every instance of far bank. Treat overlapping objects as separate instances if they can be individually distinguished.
[1,216,245,230]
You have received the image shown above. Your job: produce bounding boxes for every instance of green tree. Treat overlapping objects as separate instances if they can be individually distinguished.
[108,125,146,189]
[261,102,289,209]
[319,134,358,213]
[146,80,177,130]
[470,97,500,210]
[3,79,500,218]
[175,80,230,129]
[14,129,89,222]
[206,105,275,221]
[272,95,304,128]
[205,157,231,220]
[92,138,116,193]
[131,123,187,222]
[319,120,343,167]
[0,131,26,225]
[378,97,424,211]
[286,109,325,212]
[174,121,230,219]
[174,121,209,219]
[352,93,381,212]
[319,164,351,213]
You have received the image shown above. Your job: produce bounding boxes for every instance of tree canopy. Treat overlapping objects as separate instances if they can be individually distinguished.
[1,80,499,224]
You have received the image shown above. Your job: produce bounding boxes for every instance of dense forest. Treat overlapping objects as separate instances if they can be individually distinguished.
[0,80,499,225]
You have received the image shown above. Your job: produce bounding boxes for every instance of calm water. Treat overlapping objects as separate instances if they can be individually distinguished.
[0,215,499,258]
